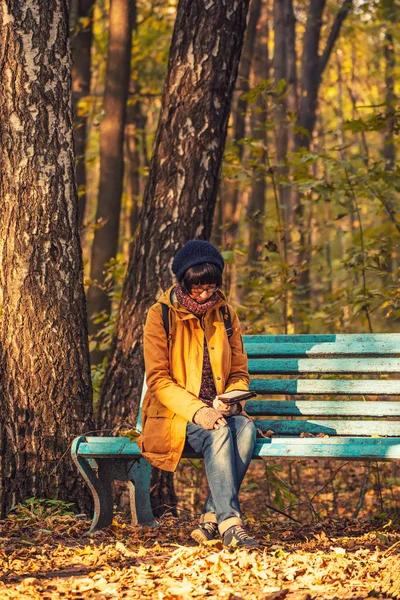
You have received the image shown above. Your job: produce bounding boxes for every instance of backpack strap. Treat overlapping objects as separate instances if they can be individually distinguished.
[220,304,233,338]
[161,303,170,340]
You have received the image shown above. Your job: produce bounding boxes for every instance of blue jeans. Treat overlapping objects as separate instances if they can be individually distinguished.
[186,415,256,534]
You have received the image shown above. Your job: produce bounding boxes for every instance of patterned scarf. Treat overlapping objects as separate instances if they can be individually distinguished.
[174,285,219,316]
[174,285,219,404]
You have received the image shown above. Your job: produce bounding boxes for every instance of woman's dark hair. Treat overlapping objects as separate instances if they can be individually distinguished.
[180,263,222,293]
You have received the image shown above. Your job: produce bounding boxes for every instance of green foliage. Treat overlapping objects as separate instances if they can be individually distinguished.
[8,498,76,519]
[223,70,400,333]
[264,464,298,513]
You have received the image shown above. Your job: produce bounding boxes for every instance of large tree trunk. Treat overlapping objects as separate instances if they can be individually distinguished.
[70,0,94,228]
[87,0,135,362]
[0,0,93,516]
[98,0,250,513]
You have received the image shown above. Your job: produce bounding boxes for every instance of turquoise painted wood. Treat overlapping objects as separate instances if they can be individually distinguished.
[253,437,400,460]
[245,400,400,417]
[248,358,400,374]
[254,419,400,437]
[250,379,400,395]
[243,334,400,345]
[71,436,156,533]
[77,438,141,457]
[244,342,400,357]
[72,332,400,532]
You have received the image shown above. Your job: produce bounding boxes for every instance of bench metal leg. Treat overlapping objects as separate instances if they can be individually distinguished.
[72,451,114,534]
[127,458,158,527]
[71,436,157,531]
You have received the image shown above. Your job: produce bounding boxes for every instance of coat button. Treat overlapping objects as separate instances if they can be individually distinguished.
[211,347,214,350]
[217,377,221,381]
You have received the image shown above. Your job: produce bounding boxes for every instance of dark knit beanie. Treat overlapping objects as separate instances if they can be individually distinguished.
[172,240,225,281]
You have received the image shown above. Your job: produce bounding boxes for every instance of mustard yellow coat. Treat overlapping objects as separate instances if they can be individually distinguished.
[138,284,250,472]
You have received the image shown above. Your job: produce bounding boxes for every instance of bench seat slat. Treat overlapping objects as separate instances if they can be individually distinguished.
[244,334,400,345]
[254,437,400,460]
[77,439,141,457]
[245,400,400,417]
[248,358,400,374]
[254,419,400,437]
[245,342,400,358]
[250,379,400,395]
[76,436,400,461]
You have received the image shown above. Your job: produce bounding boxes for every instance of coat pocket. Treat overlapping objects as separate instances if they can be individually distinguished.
[142,404,175,454]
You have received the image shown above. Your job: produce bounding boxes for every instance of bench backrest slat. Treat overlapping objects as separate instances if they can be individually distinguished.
[254,419,400,437]
[245,342,400,357]
[244,334,400,344]
[248,358,400,373]
[250,379,400,395]
[245,400,400,417]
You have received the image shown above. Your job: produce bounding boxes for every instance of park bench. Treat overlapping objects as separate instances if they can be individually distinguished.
[72,333,400,533]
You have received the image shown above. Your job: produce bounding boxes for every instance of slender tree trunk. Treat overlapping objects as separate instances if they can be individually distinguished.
[0,0,93,516]
[222,0,262,251]
[70,0,94,228]
[125,94,146,241]
[87,0,135,361]
[383,0,397,276]
[273,0,297,333]
[98,0,250,512]
[246,5,269,265]
[292,0,353,331]
[383,6,396,172]
[273,0,290,243]
[285,0,298,123]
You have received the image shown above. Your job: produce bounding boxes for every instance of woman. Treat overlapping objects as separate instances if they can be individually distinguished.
[140,240,258,549]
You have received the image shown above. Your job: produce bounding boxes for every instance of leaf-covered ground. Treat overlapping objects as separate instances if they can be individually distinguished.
[1,459,400,599]
[1,508,399,599]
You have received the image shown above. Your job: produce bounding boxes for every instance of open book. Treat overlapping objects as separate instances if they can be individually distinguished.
[217,389,257,405]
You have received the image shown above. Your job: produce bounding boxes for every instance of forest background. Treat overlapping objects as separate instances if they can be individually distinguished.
[78,0,400,520]
[1,0,400,523]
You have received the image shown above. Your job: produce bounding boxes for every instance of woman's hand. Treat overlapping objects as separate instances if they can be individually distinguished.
[213,396,242,417]
[193,407,227,430]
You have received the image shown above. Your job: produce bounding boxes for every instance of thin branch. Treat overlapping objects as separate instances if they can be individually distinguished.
[309,461,351,503]
[319,0,353,75]
[265,503,300,523]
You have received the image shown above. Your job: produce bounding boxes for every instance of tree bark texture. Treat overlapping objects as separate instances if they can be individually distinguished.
[0,0,93,516]
[150,468,178,518]
[70,0,95,228]
[87,0,134,357]
[98,0,250,430]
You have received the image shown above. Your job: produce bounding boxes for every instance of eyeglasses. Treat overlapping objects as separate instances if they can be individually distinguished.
[189,286,219,297]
